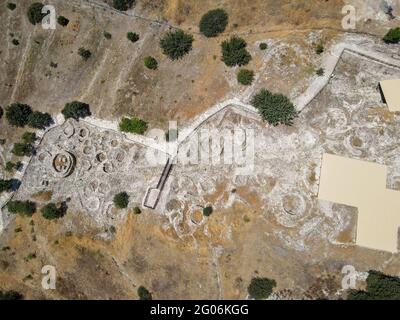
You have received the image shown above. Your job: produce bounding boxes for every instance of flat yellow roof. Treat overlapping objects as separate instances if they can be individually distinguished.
[318,153,400,253]
[380,79,400,112]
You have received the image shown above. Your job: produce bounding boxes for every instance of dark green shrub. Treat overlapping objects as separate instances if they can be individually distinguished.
[259,42,268,50]
[104,31,112,39]
[199,9,228,37]
[237,69,254,85]
[27,2,45,25]
[50,61,58,68]
[221,36,251,67]
[78,47,91,60]
[114,192,129,209]
[57,16,69,27]
[138,286,152,300]
[248,277,276,299]
[5,103,32,127]
[127,32,139,42]
[12,39,19,46]
[133,206,141,215]
[144,56,158,70]
[7,200,36,216]
[315,43,324,55]
[28,111,52,129]
[251,89,297,126]
[0,180,13,193]
[5,161,22,172]
[160,30,194,60]
[12,143,34,157]
[316,68,324,76]
[0,290,23,300]
[113,0,135,11]
[383,27,400,44]
[62,101,91,120]
[203,206,213,217]
[7,3,17,11]
[119,117,148,135]
[0,106,3,119]
[41,203,63,220]
[22,132,36,144]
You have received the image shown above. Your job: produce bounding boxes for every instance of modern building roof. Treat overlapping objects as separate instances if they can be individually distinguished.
[379,79,400,112]
[318,153,400,253]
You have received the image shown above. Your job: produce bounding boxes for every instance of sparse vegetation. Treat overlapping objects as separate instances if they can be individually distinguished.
[347,270,400,300]
[221,36,251,67]
[62,101,91,120]
[41,203,64,220]
[259,43,268,50]
[199,9,228,37]
[78,47,91,60]
[251,89,298,126]
[248,277,276,299]
[138,286,152,300]
[127,32,139,43]
[27,2,45,25]
[383,27,400,44]
[5,103,32,127]
[119,117,148,135]
[316,67,325,76]
[203,206,213,217]
[28,111,52,129]
[12,142,34,157]
[7,200,36,217]
[7,3,16,11]
[113,192,129,209]
[112,0,135,11]
[133,206,141,215]
[160,30,194,60]
[144,56,158,70]
[237,69,254,85]
[57,16,69,27]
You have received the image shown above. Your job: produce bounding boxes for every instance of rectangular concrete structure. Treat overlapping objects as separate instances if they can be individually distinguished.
[318,153,400,253]
[379,79,400,112]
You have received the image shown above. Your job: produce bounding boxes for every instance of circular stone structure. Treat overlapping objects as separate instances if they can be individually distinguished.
[52,151,76,178]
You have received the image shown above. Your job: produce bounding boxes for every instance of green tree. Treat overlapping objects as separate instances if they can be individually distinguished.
[203,206,213,217]
[114,192,129,209]
[12,39,19,46]
[119,117,148,135]
[160,30,194,60]
[144,56,158,70]
[259,43,268,50]
[251,89,297,126]
[199,9,228,37]
[7,200,36,217]
[315,43,324,55]
[22,132,37,144]
[133,206,141,215]
[57,16,69,27]
[383,27,400,44]
[41,203,64,220]
[104,31,112,39]
[7,3,17,11]
[138,286,152,300]
[221,36,251,67]
[5,161,21,173]
[127,32,139,43]
[237,69,254,85]
[27,2,45,25]
[28,111,52,129]
[12,143,34,157]
[5,103,33,127]
[0,180,13,193]
[78,47,91,60]
[113,0,135,11]
[248,277,276,300]
[62,101,91,120]
[316,68,324,76]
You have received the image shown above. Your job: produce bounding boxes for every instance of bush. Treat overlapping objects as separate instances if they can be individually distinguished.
[199,9,228,37]
[248,277,276,299]
[316,68,324,76]
[62,101,91,120]
[78,47,91,60]
[203,206,213,217]
[27,2,45,25]
[127,32,139,43]
[41,203,63,220]
[160,30,194,60]
[0,180,13,193]
[12,143,34,157]
[7,3,17,11]
[138,286,152,300]
[112,0,135,11]
[221,36,251,67]
[0,106,3,119]
[57,16,69,27]
[12,39,19,46]
[5,161,22,173]
[22,132,37,144]
[0,290,23,300]
[133,206,141,215]
[5,103,32,127]
[104,31,112,39]
[259,43,268,50]
[144,56,158,70]
[237,69,254,85]
[7,200,36,217]
[383,27,400,44]
[119,117,148,135]
[315,43,324,55]
[251,89,297,126]
[28,111,52,129]
[114,192,129,209]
